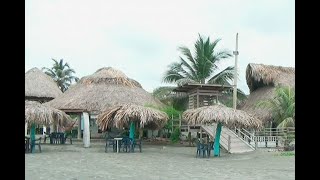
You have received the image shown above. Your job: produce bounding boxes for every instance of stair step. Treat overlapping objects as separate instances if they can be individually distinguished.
[200,124,255,153]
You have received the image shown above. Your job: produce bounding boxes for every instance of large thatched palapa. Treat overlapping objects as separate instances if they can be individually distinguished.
[25,101,72,128]
[239,63,295,124]
[45,67,163,114]
[25,67,62,102]
[183,104,262,129]
[97,103,168,131]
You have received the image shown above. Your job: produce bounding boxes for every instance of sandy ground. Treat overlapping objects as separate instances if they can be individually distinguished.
[25,141,294,180]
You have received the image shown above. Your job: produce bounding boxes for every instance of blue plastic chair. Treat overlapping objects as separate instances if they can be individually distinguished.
[105,138,116,153]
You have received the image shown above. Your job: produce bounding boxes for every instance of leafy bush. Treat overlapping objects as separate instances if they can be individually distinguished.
[170,127,181,143]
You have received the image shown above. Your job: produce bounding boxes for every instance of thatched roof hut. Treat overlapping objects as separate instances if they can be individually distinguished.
[183,104,262,129]
[239,63,295,124]
[25,100,72,127]
[45,67,163,114]
[25,67,62,102]
[97,103,168,131]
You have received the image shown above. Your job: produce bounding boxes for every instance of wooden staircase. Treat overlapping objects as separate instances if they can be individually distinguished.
[201,124,255,153]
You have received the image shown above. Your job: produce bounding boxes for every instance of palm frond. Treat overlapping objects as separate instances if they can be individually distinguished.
[207,66,234,84]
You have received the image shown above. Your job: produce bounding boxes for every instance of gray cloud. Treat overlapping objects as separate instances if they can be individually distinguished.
[26,0,294,94]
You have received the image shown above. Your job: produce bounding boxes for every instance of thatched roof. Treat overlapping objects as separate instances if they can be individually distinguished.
[45,67,163,113]
[96,103,168,131]
[239,64,295,123]
[246,63,295,93]
[25,101,72,127]
[183,104,262,129]
[25,67,62,101]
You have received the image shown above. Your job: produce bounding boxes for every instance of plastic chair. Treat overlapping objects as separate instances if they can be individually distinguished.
[207,141,214,157]
[30,137,42,153]
[120,137,132,152]
[105,138,116,153]
[196,140,208,158]
[132,139,142,153]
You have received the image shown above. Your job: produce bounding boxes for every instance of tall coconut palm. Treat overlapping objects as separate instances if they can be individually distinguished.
[42,59,79,92]
[257,86,295,128]
[162,34,246,104]
[163,34,234,85]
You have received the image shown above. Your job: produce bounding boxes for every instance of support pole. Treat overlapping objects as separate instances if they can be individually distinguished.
[43,126,46,135]
[214,122,222,156]
[77,114,81,139]
[129,121,136,141]
[50,124,54,133]
[83,112,90,148]
[25,123,28,136]
[30,123,36,153]
[233,33,239,110]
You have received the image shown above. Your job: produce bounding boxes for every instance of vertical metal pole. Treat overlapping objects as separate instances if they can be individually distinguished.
[233,33,239,110]
[228,135,231,153]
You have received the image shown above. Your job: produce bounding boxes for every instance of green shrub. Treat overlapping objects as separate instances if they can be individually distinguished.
[170,127,181,143]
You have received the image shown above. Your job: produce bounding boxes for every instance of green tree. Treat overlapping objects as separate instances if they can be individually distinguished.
[163,34,234,85]
[161,34,246,107]
[257,86,295,128]
[152,86,188,111]
[42,59,79,92]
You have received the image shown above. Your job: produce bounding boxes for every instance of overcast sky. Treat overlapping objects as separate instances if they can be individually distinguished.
[25,0,295,94]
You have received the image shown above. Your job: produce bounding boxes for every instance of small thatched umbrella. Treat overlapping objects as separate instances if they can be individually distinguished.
[25,101,72,151]
[239,63,295,125]
[97,103,168,140]
[183,104,262,156]
[25,68,62,102]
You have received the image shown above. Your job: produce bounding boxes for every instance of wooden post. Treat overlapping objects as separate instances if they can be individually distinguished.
[171,115,174,132]
[196,89,199,108]
[139,128,143,139]
[214,122,222,156]
[200,128,203,141]
[83,112,90,148]
[228,135,231,153]
[25,123,28,136]
[77,114,81,139]
[30,123,36,153]
[255,137,258,149]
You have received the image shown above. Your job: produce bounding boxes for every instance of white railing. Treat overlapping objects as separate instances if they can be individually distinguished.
[233,127,255,150]
[202,124,232,153]
[232,127,295,148]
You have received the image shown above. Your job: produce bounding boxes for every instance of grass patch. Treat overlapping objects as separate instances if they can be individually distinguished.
[279,152,295,156]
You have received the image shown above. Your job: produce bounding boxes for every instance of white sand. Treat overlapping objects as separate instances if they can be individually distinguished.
[25,141,294,180]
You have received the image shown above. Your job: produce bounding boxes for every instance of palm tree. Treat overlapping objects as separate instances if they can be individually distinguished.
[257,86,295,128]
[163,34,234,85]
[42,59,79,92]
[162,34,246,103]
